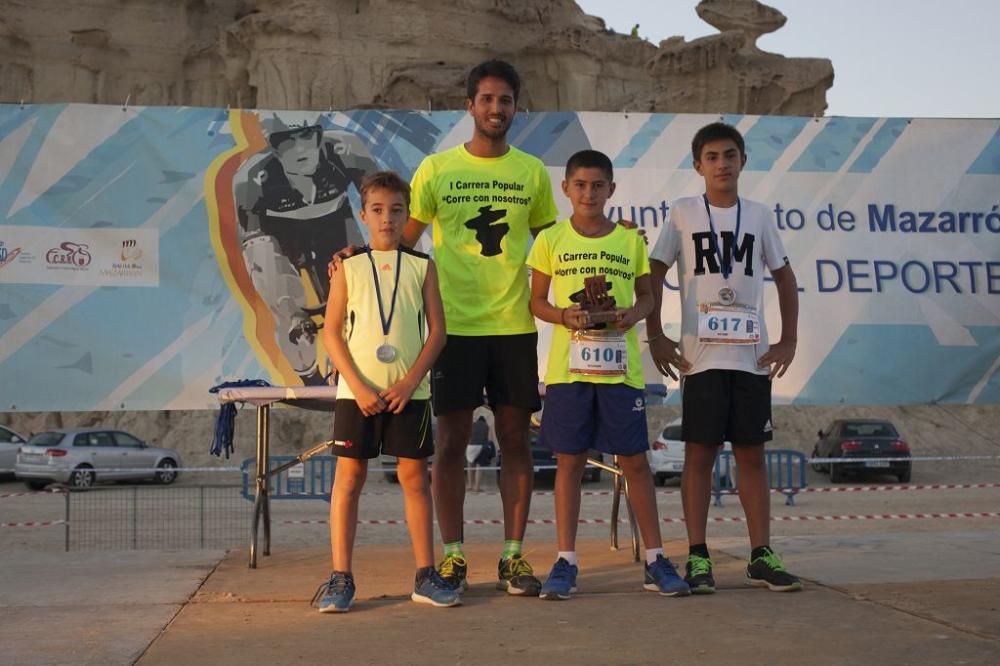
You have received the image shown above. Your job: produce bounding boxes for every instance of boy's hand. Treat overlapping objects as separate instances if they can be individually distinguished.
[355,385,386,417]
[380,378,418,414]
[616,219,648,245]
[561,304,589,330]
[614,307,643,332]
[757,339,796,379]
[326,245,363,280]
[649,336,691,380]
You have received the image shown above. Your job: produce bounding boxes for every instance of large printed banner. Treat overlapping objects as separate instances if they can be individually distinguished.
[0,104,998,410]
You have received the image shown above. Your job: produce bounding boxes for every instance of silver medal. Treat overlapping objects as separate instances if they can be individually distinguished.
[376,343,397,364]
[718,287,736,306]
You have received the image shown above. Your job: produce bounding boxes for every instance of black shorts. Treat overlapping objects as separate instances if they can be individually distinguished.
[681,369,773,445]
[431,333,541,415]
[331,399,433,460]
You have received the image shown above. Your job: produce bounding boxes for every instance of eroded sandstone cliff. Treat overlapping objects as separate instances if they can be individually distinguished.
[0,0,832,114]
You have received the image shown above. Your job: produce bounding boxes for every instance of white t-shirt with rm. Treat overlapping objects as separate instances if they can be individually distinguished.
[649,195,789,377]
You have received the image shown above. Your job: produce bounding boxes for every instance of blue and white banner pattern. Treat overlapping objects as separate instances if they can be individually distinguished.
[0,104,997,410]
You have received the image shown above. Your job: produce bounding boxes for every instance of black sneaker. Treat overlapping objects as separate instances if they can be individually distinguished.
[496,554,541,596]
[746,547,803,592]
[437,554,468,591]
[684,554,716,594]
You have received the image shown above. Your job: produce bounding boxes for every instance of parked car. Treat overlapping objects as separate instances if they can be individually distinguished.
[648,418,731,486]
[15,428,182,490]
[811,419,911,483]
[501,431,604,483]
[0,425,28,475]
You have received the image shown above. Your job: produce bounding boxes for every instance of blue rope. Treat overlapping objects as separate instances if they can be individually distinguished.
[208,379,271,458]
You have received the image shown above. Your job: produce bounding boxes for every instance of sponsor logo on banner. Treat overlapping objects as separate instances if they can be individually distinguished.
[120,239,143,261]
[0,226,158,287]
[45,242,92,269]
[101,239,146,279]
[0,241,22,270]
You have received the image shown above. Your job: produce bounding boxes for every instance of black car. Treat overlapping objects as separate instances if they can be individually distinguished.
[812,419,912,483]
[496,429,603,483]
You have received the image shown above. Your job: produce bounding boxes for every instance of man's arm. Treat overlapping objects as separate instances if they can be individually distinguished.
[530,221,555,238]
[403,216,429,248]
[757,264,798,379]
[644,259,690,380]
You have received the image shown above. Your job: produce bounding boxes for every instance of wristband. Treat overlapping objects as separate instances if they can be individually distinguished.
[645,332,666,344]
[560,308,568,326]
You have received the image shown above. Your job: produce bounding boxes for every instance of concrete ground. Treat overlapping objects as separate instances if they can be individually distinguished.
[3,531,998,665]
[2,470,999,665]
[139,536,1000,666]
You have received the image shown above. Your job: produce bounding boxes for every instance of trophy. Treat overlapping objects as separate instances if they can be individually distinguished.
[571,274,618,328]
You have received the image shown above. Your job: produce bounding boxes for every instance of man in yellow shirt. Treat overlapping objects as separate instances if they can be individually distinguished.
[404,59,559,597]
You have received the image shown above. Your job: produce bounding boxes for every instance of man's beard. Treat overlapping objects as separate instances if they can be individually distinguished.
[475,116,511,141]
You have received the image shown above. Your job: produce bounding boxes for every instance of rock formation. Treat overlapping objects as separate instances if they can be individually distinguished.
[0,0,832,115]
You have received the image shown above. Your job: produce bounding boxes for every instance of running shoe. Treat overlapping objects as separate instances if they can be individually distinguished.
[746,546,803,592]
[644,554,691,597]
[496,554,541,596]
[684,554,716,594]
[313,571,356,613]
[412,568,463,607]
[539,558,579,601]
[438,553,468,591]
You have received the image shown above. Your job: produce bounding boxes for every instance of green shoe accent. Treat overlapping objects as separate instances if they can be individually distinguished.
[746,547,803,592]
[438,553,468,591]
[497,554,541,596]
[684,554,716,594]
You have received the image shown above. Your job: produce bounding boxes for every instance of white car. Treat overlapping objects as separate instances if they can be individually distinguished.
[0,425,28,475]
[648,418,731,486]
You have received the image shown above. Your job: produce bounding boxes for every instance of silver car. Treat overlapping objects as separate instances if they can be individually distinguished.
[15,428,182,490]
[0,425,28,475]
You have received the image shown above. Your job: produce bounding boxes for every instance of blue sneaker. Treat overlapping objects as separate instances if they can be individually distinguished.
[540,558,578,600]
[314,571,355,613]
[412,567,462,607]
[644,554,691,597]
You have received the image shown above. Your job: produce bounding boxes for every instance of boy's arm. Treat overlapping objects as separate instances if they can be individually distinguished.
[322,265,385,416]
[615,274,654,331]
[757,264,799,379]
[644,259,690,380]
[529,269,588,330]
[380,260,446,414]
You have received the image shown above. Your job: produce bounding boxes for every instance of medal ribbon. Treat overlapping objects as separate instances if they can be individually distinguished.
[702,194,741,281]
[365,247,402,338]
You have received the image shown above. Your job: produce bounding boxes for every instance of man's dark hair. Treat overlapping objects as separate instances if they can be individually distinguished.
[565,149,614,181]
[692,122,746,162]
[360,171,411,208]
[467,59,521,102]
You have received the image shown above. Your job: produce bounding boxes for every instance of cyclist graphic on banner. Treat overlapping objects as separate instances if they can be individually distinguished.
[232,113,377,385]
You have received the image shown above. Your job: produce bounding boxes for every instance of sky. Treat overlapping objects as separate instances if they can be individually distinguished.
[575,0,999,118]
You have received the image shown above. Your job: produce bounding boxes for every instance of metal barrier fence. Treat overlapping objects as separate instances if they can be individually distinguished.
[66,485,249,551]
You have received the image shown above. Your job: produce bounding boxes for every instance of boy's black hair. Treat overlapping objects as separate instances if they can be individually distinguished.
[692,122,746,162]
[360,170,411,208]
[467,59,521,103]
[565,149,614,181]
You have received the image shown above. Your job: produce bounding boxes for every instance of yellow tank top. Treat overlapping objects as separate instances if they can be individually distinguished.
[337,246,431,400]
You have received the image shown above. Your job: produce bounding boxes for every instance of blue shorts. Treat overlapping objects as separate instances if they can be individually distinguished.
[539,383,649,456]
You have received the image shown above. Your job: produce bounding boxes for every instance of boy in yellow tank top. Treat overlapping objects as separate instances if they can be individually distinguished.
[315,172,456,612]
[527,151,690,599]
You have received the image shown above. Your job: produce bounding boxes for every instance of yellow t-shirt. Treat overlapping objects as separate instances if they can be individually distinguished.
[527,219,650,388]
[337,247,431,400]
[409,144,559,336]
